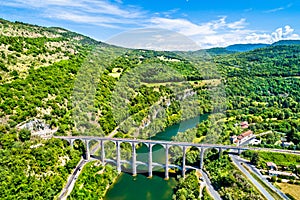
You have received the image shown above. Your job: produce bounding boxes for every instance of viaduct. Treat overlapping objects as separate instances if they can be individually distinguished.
[55,136,300,179]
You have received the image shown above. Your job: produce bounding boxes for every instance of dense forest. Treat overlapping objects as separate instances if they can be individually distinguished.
[0,131,82,199]
[1,18,300,199]
[173,45,300,149]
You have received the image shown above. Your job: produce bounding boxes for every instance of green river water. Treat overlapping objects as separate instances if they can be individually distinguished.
[105,114,208,200]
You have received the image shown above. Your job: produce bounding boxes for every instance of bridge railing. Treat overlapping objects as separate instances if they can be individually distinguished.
[54,136,300,178]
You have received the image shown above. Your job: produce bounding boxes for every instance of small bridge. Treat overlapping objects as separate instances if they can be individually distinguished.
[55,136,300,179]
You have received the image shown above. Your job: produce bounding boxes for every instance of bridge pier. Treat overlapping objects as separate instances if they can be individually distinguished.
[218,147,223,158]
[101,140,105,164]
[200,148,205,169]
[148,144,153,178]
[116,141,121,174]
[132,142,137,176]
[54,136,299,178]
[238,148,241,155]
[85,140,90,160]
[182,146,186,178]
[165,145,169,180]
[69,139,74,149]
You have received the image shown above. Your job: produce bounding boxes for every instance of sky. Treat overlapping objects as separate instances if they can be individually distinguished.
[1,0,300,49]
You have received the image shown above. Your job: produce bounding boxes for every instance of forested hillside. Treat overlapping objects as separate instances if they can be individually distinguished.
[172,45,300,146]
[0,19,103,199]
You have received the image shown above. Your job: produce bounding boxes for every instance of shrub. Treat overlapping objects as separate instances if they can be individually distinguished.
[18,128,31,142]
[270,176,277,182]
[277,178,282,183]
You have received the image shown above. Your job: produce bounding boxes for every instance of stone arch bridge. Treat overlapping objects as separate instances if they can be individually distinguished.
[54,136,300,179]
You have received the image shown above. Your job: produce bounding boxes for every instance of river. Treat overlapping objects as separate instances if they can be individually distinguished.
[105,114,208,200]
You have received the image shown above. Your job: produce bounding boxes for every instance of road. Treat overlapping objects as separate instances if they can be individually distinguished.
[200,169,222,200]
[57,128,297,199]
[240,130,272,146]
[58,158,87,200]
[107,125,120,138]
[236,156,290,200]
[230,154,275,200]
[58,138,104,199]
[58,121,120,199]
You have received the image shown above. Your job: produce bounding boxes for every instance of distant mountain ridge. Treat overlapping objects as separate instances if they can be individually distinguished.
[223,40,300,52]
[225,43,269,52]
[1,18,300,56]
[272,40,300,46]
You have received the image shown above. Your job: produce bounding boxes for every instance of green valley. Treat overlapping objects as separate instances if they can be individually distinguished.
[0,18,300,200]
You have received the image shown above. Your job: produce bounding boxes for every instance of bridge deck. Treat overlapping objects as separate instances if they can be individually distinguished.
[54,136,300,154]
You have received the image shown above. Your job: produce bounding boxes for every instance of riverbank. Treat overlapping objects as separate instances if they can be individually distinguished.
[105,115,207,200]
[68,115,207,199]
[68,162,118,199]
[103,170,119,198]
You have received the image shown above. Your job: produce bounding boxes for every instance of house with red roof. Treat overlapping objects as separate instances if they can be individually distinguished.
[240,121,249,129]
[230,130,254,145]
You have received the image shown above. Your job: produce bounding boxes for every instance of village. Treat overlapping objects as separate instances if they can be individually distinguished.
[230,121,300,190]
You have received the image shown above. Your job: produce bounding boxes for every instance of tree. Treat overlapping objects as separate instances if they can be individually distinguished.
[221,174,235,187]
[250,152,260,166]
[19,129,31,142]
[270,176,277,182]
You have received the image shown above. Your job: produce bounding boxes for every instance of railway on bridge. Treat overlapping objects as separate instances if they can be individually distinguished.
[54,136,300,179]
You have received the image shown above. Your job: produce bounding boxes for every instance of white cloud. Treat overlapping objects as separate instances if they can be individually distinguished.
[227,18,246,29]
[147,16,300,48]
[2,0,146,28]
[47,12,120,28]
[264,3,292,13]
[197,26,300,49]
[148,17,246,37]
[270,25,299,42]
[149,17,215,36]
[2,0,300,49]
[265,7,285,13]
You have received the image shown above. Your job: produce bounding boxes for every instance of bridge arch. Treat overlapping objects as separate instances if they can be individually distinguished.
[152,164,165,173]
[169,164,182,171]
[184,146,200,167]
[134,142,149,175]
[151,143,166,164]
[69,139,86,158]
[56,136,280,177]
[105,141,117,160]
[105,158,117,167]
[135,142,149,162]
[120,141,132,160]
[136,162,149,174]
[169,145,183,166]
[120,160,132,173]
[87,139,100,156]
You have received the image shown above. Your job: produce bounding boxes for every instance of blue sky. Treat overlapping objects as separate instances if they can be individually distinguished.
[0,0,300,48]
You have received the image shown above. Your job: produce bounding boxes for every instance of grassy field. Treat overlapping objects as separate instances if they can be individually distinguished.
[242,150,300,166]
[275,183,300,200]
[140,81,185,87]
[189,79,221,87]
[258,151,300,166]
